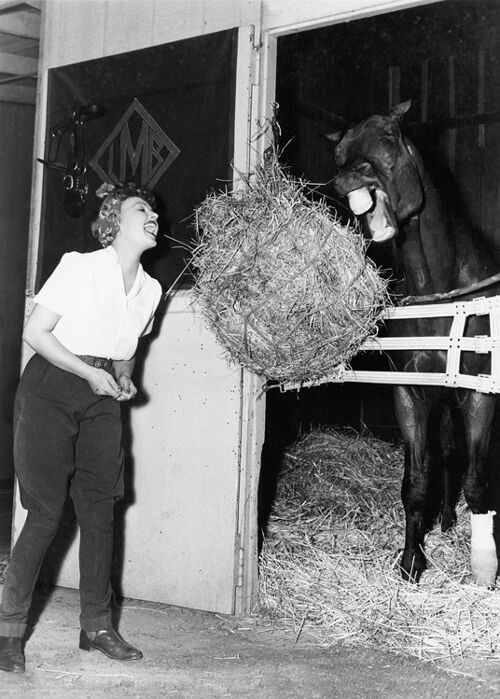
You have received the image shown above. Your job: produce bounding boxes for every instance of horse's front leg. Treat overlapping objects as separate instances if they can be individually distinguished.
[459,390,497,586]
[394,385,433,582]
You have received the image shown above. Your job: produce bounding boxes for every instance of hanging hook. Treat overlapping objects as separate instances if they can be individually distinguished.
[264,102,281,163]
[38,104,105,217]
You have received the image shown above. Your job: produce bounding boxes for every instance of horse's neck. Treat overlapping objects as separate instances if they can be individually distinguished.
[396,174,456,296]
[395,161,493,297]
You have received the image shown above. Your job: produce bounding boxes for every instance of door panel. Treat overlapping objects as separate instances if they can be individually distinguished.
[13,27,261,614]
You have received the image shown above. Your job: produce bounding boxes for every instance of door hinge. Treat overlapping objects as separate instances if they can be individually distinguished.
[236,546,245,587]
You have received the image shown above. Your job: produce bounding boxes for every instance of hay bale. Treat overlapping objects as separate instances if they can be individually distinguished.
[259,428,500,664]
[191,155,389,383]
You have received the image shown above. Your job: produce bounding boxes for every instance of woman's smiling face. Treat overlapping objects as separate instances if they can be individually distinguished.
[117,196,159,251]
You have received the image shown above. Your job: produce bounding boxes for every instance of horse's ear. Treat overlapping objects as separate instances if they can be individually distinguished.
[389,100,412,121]
[323,131,343,145]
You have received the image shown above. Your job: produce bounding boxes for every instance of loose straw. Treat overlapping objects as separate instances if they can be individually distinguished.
[259,428,500,663]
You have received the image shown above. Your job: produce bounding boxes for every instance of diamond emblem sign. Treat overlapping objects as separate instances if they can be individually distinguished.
[90,98,180,189]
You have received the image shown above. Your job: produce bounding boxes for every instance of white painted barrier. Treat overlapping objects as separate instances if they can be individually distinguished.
[280,295,500,393]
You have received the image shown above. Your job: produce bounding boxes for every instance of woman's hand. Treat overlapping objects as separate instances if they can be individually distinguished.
[87,368,122,399]
[24,305,137,402]
[113,358,137,402]
[116,374,137,402]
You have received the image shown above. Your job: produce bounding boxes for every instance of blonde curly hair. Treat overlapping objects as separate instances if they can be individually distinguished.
[91,182,156,247]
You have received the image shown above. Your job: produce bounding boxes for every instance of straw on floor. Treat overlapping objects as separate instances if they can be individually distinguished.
[191,154,389,384]
[259,428,500,663]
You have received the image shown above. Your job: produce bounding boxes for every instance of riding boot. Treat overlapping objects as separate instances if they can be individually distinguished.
[79,628,142,660]
[0,636,25,673]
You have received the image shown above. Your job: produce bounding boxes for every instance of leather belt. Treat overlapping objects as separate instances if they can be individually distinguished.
[77,355,113,372]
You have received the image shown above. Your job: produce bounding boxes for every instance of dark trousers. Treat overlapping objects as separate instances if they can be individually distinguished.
[0,354,124,637]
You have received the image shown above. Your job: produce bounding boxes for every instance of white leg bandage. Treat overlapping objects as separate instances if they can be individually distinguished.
[470,511,497,587]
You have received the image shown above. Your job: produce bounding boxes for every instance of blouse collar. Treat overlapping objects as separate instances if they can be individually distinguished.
[104,245,145,299]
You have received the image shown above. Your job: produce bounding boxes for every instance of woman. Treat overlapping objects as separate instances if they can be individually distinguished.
[0,182,163,672]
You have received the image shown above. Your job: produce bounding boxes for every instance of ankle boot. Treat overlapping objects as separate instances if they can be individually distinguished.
[79,628,142,661]
[0,636,25,673]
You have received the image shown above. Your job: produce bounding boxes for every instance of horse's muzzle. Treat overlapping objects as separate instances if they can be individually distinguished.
[365,188,398,243]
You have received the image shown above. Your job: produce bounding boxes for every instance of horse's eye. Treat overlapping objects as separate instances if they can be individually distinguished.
[357,162,372,175]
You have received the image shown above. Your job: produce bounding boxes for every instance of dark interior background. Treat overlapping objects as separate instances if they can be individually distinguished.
[0,102,34,482]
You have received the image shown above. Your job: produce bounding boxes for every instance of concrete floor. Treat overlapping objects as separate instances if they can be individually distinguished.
[0,583,497,699]
[1,483,500,698]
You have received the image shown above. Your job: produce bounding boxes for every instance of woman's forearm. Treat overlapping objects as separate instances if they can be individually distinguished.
[23,327,95,381]
[113,358,135,381]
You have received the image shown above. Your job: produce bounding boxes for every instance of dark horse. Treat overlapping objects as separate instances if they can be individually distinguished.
[331,100,499,585]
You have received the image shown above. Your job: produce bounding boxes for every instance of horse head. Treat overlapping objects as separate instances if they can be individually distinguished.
[330,100,424,243]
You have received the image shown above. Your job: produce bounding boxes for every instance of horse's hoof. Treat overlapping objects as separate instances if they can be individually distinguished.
[440,510,457,533]
[400,552,425,583]
[400,566,421,584]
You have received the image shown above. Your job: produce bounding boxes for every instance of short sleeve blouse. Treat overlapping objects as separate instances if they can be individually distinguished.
[34,247,162,360]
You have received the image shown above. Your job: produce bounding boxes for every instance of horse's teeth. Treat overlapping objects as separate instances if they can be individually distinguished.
[347,187,372,215]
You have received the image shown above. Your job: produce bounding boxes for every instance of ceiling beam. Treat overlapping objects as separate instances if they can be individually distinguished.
[0,8,40,39]
[0,83,35,104]
[0,50,37,73]
[0,1,40,11]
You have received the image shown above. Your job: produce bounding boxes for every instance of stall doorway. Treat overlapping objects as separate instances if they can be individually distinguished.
[266,0,500,444]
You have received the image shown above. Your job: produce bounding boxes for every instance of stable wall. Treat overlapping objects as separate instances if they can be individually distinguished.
[0,101,34,480]
[14,292,248,612]
[40,0,435,68]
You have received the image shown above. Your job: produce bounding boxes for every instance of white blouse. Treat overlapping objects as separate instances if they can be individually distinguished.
[34,246,163,360]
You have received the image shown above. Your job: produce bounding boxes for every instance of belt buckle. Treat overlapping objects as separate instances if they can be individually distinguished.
[79,355,112,371]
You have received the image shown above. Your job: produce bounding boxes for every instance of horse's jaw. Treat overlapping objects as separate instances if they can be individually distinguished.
[347,186,398,243]
[366,189,398,242]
